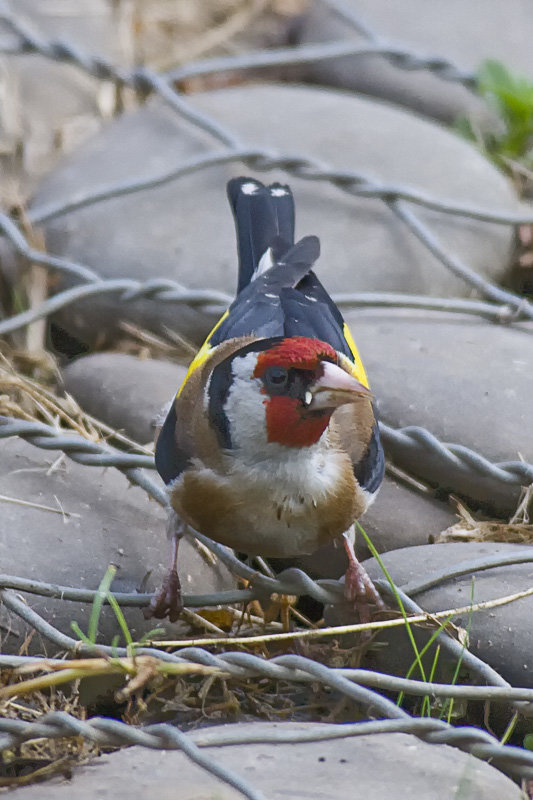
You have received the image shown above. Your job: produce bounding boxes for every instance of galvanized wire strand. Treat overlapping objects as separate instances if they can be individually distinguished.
[1,590,84,652]
[0,2,476,95]
[1,277,530,338]
[0,6,129,83]
[0,706,266,800]
[27,149,260,226]
[320,0,477,86]
[5,573,518,713]
[400,550,533,597]
[0,585,529,738]
[0,12,525,230]
[265,653,410,719]
[2,416,531,505]
[0,415,168,506]
[3,586,533,774]
[0,212,102,282]
[132,723,271,800]
[0,416,154,469]
[165,40,476,89]
[0,278,232,337]
[390,199,533,320]
[0,589,222,665]
[0,212,101,281]
[133,66,241,149]
[0,7,238,149]
[332,293,523,322]
[0,708,532,779]
[379,423,533,485]
[374,582,522,703]
[24,146,533,229]
[2,649,533,705]
[0,574,254,609]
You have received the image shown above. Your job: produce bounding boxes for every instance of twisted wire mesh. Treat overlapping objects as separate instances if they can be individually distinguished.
[1,2,533,795]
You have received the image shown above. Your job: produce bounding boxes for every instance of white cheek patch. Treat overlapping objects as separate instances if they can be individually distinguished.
[224,352,269,453]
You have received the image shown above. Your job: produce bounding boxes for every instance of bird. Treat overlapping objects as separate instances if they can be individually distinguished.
[146,176,385,623]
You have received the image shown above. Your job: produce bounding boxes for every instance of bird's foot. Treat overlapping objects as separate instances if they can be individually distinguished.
[342,528,384,625]
[144,568,182,622]
[344,560,384,625]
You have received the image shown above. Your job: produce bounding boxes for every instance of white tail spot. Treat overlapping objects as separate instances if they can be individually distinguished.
[241,182,259,195]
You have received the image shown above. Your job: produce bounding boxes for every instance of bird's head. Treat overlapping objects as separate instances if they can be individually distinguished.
[208,336,372,453]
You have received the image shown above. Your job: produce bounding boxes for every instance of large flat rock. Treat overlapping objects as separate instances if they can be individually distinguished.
[11,722,523,799]
[362,542,533,688]
[26,83,520,346]
[295,0,533,123]
[0,437,235,654]
[61,353,186,445]
[345,308,533,513]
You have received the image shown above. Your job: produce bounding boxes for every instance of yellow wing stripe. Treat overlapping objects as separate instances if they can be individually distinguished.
[177,309,229,397]
[342,323,370,389]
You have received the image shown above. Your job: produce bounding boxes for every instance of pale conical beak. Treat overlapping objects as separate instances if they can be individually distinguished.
[306,361,372,412]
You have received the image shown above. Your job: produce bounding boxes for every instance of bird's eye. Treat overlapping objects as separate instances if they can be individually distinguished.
[264,366,288,389]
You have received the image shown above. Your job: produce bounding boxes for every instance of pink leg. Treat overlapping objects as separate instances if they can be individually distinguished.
[343,530,384,622]
[144,512,183,623]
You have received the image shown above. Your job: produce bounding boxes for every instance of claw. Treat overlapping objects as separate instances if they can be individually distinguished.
[144,568,182,622]
[342,529,385,624]
[144,521,183,623]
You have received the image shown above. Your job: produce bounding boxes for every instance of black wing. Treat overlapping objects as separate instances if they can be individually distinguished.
[209,236,321,345]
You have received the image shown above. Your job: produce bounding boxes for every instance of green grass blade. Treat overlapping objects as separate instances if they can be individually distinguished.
[443,577,476,723]
[399,616,453,708]
[421,644,441,717]
[87,564,118,644]
[356,522,427,686]
[106,591,134,653]
[70,621,94,648]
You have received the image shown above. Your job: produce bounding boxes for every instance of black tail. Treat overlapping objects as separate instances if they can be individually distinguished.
[227,177,295,293]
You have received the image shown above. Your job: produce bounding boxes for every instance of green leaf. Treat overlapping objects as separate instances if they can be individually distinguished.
[524,733,533,750]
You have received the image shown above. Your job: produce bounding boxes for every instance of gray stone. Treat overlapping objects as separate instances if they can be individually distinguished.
[344,308,533,513]
[11,722,522,800]
[295,0,533,123]
[0,0,120,190]
[360,542,533,688]
[295,475,457,579]
[0,437,235,655]
[62,353,187,444]
[27,83,520,346]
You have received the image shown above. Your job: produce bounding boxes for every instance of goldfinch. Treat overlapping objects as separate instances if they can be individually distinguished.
[147,177,385,622]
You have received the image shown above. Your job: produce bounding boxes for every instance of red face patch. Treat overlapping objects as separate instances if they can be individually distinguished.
[253,337,337,378]
[264,395,330,447]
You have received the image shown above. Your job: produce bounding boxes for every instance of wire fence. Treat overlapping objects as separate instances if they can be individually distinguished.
[1,0,533,796]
